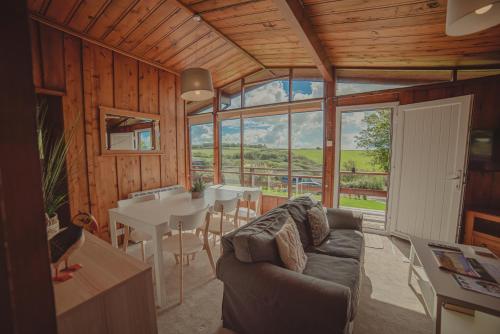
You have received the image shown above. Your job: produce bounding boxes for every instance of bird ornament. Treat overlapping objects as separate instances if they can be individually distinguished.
[49,211,99,282]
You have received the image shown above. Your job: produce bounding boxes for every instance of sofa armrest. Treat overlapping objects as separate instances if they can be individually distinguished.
[326,208,363,231]
[217,253,351,334]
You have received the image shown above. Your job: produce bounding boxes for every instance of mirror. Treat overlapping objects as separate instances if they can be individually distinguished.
[100,106,161,154]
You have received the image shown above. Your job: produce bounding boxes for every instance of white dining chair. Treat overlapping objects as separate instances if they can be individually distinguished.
[162,206,214,304]
[200,197,240,256]
[229,189,261,225]
[119,194,156,261]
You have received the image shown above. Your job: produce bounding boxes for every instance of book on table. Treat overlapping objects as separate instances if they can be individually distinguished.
[431,249,481,278]
[452,274,500,299]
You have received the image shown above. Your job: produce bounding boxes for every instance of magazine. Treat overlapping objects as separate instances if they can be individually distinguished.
[453,274,500,299]
[431,249,481,278]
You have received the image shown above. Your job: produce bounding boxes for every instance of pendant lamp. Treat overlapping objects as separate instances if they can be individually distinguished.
[180,67,214,101]
[446,0,500,36]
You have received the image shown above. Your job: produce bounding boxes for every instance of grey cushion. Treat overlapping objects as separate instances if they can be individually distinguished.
[304,252,361,319]
[232,208,290,264]
[309,229,364,261]
[285,196,317,247]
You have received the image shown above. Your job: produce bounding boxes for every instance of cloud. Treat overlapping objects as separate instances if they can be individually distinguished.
[190,123,213,145]
[244,80,289,107]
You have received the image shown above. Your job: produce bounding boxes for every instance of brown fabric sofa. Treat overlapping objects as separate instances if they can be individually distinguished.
[216,197,364,334]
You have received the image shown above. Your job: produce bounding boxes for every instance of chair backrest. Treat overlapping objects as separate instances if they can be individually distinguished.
[213,197,240,214]
[169,206,209,230]
[128,185,184,199]
[243,189,261,201]
[118,194,156,208]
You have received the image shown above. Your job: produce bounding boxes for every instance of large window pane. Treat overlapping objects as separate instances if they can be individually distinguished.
[190,122,214,184]
[243,114,288,197]
[292,68,324,101]
[221,118,241,185]
[291,110,324,201]
[244,79,290,107]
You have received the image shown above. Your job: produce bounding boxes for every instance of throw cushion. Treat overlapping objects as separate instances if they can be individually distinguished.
[285,196,317,247]
[307,205,330,246]
[232,208,290,264]
[275,217,307,273]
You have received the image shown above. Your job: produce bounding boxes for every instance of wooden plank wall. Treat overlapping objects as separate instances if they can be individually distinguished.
[30,21,186,240]
[336,75,500,226]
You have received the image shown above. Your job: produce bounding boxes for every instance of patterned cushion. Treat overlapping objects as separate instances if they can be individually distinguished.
[275,217,307,273]
[307,205,330,246]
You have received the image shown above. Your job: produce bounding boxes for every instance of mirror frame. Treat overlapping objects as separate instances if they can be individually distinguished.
[99,106,162,155]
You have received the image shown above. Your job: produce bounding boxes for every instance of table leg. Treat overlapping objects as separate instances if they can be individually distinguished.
[408,244,415,285]
[434,296,442,334]
[109,213,118,248]
[152,225,166,307]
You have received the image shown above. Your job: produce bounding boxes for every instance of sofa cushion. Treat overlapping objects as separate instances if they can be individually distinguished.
[275,217,308,273]
[304,252,361,319]
[232,208,290,264]
[285,196,317,247]
[309,229,364,261]
[307,205,330,246]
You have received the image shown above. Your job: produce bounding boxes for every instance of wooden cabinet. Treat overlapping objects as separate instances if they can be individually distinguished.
[53,232,157,334]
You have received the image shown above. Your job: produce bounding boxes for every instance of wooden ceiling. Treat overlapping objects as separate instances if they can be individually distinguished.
[305,0,500,67]
[27,0,263,87]
[27,0,500,88]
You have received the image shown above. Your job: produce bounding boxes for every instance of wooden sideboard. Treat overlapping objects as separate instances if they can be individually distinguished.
[464,210,500,257]
[53,231,158,334]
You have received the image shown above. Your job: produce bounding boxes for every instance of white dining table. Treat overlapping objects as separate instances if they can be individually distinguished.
[108,184,255,307]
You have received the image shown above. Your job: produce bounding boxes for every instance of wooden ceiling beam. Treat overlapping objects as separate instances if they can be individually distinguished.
[176,0,266,70]
[272,0,333,82]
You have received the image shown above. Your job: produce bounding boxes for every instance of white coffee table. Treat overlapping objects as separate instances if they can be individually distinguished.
[408,236,500,334]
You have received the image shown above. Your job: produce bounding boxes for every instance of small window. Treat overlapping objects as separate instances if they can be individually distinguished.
[457,69,500,81]
[220,80,241,111]
[336,69,452,96]
[292,68,324,101]
[244,79,290,107]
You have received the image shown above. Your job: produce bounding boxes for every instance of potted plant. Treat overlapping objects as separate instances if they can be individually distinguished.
[190,177,206,199]
[36,98,78,238]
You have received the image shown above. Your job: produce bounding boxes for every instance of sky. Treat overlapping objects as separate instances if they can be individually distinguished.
[190,80,373,150]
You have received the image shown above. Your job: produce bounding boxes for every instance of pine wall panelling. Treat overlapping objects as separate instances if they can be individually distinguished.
[30,22,185,240]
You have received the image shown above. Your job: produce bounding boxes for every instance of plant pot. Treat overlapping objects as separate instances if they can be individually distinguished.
[191,191,203,199]
[46,213,60,239]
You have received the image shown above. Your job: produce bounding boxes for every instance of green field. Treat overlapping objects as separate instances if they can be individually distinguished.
[192,147,381,172]
[339,196,386,211]
[339,150,382,172]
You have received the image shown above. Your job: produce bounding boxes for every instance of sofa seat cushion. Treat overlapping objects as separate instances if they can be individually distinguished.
[304,252,361,319]
[309,229,364,261]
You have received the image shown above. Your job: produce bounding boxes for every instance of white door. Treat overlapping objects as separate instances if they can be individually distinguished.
[388,95,472,243]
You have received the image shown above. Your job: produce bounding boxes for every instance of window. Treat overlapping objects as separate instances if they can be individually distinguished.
[189,122,214,184]
[220,118,241,185]
[220,80,241,111]
[243,114,289,197]
[137,130,152,150]
[336,69,452,96]
[291,110,324,201]
[292,68,324,101]
[244,79,289,107]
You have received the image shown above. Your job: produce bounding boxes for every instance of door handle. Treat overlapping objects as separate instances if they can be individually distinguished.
[446,170,462,181]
